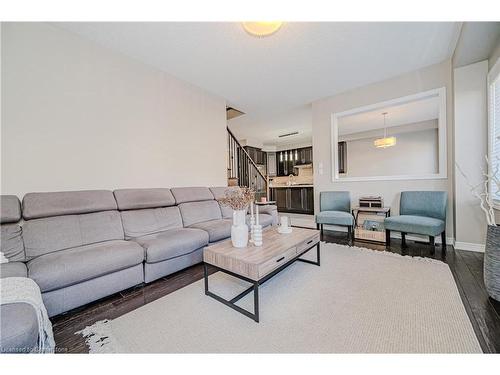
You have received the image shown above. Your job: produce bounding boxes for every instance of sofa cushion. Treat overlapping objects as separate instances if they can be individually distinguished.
[384,215,445,237]
[316,210,354,226]
[120,206,183,240]
[114,188,175,210]
[249,213,273,228]
[179,200,222,227]
[1,224,25,262]
[28,240,144,292]
[23,211,124,260]
[0,303,38,353]
[0,262,27,278]
[190,219,232,243]
[22,190,117,220]
[133,228,209,263]
[210,186,239,218]
[171,187,214,204]
[1,195,21,224]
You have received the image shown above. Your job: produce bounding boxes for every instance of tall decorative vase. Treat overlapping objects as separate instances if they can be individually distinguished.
[231,209,249,248]
[484,225,500,301]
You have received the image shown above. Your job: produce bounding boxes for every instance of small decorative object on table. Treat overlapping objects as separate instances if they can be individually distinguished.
[456,157,500,301]
[218,187,255,248]
[249,201,255,243]
[278,215,292,234]
[253,205,263,246]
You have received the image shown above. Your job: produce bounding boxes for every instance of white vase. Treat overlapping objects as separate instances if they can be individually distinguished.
[231,209,249,248]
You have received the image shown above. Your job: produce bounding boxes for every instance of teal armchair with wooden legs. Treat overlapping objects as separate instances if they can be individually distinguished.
[384,191,447,254]
[315,191,354,242]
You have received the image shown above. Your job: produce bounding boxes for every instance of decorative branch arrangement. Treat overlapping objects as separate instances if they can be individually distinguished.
[456,156,499,226]
[218,187,255,211]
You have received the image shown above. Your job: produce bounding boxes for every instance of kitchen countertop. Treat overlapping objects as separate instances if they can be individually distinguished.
[269,185,314,188]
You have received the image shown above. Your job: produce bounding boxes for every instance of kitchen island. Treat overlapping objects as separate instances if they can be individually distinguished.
[269,185,314,214]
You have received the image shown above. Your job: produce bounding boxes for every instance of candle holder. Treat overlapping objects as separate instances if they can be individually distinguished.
[249,210,255,243]
[253,224,263,246]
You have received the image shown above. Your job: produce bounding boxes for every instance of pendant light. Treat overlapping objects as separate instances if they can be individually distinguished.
[374,112,397,148]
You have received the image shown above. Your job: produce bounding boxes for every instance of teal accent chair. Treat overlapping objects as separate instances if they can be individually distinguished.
[315,191,354,241]
[384,191,447,253]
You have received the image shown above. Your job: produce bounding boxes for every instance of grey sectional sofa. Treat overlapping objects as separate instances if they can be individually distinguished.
[22,190,145,317]
[1,186,277,352]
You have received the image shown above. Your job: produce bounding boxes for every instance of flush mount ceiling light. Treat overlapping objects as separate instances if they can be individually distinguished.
[374,112,397,148]
[242,22,283,37]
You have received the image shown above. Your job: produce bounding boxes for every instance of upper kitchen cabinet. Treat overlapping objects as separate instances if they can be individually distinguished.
[297,147,313,165]
[244,146,266,166]
[276,146,313,176]
[267,152,277,177]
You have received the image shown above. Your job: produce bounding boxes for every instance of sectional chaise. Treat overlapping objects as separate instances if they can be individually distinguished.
[0,186,278,352]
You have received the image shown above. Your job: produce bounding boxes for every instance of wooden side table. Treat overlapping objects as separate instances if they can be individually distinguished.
[351,206,391,243]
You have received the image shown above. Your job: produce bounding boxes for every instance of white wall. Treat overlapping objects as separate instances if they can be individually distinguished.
[453,60,489,251]
[1,23,227,197]
[312,60,454,237]
[343,128,439,178]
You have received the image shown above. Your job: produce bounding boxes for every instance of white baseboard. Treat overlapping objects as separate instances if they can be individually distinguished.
[454,241,485,252]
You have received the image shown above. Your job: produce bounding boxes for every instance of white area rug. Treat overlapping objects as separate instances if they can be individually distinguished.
[77,243,482,353]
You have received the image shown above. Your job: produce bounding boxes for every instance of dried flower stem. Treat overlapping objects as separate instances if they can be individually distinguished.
[218,187,255,211]
[456,156,498,226]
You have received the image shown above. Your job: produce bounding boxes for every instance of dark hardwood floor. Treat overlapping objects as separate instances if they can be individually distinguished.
[51,229,500,354]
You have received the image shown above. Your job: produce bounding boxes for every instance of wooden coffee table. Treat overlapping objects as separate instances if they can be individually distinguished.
[203,227,321,322]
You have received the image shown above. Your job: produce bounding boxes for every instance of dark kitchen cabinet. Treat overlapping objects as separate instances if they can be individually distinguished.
[276,147,313,176]
[244,146,266,166]
[297,147,313,165]
[274,188,288,211]
[270,187,314,214]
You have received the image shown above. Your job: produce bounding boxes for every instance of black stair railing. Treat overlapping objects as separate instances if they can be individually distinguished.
[227,127,268,200]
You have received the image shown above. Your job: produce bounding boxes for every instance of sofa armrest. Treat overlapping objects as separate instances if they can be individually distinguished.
[258,205,279,226]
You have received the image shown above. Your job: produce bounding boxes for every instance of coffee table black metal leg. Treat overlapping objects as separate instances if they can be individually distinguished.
[253,282,259,322]
[204,263,209,294]
[316,242,321,266]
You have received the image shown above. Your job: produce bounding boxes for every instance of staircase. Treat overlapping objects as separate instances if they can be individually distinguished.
[227,127,268,200]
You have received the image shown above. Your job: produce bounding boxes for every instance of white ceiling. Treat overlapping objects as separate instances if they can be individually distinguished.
[453,22,500,68]
[236,104,312,146]
[55,22,461,145]
[338,96,440,135]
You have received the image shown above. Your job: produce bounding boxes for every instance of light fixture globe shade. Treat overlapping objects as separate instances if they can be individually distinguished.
[242,22,283,37]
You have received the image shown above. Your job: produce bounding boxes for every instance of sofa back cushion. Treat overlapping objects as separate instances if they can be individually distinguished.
[170,187,214,204]
[114,188,175,210]
[1,195,22,224]
[120,206,183,239]
[209,186,240,219]
[23,211,124,260]
[400,191,447,221]
[22,190,117,220]
[1,224,25,262]
[1,195,25,262]
[179,201,222,227]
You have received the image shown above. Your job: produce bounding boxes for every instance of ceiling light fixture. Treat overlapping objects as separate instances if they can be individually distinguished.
[374,112,397,148]
[242,22,283,37]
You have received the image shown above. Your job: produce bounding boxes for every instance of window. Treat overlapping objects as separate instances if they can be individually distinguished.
[488,59,500,203]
